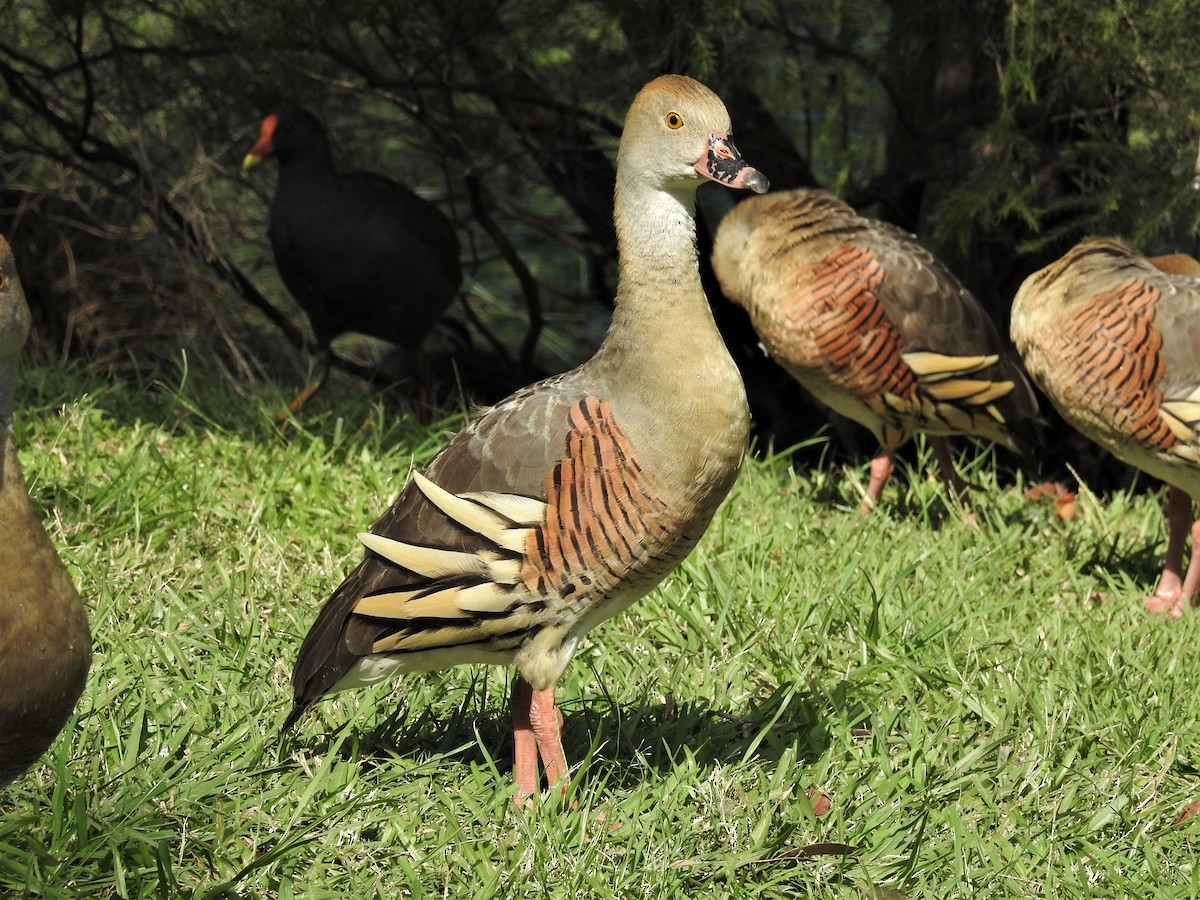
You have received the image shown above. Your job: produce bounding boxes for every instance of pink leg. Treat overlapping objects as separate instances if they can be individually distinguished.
[528,684,568,792]
[1180,515,1200,609]
[511,677,539,802]
[861,448,894,514]
[511,676,568,803]
[1146,487,1192,618]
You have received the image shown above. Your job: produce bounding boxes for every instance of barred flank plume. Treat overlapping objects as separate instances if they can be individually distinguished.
[286,394,706,728]
[1012,236,1200,480]
[711,188,1038,454]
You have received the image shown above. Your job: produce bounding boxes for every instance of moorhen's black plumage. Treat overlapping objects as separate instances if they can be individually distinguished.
[243,106,462,411]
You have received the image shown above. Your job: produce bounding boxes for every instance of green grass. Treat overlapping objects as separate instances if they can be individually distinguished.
[2,364,1199,899]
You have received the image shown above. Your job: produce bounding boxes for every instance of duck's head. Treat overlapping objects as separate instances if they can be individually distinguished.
[618,75,769,198]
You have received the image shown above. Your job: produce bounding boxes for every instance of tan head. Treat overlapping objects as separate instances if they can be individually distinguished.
[1150,252,1200,278]
[618,75,768,199]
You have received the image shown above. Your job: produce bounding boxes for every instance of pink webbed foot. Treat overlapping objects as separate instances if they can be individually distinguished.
[1144,488,1196,618]
[1144,575,1187,618]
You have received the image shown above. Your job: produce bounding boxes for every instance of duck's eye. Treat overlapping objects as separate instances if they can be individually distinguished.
[665,111,684,130]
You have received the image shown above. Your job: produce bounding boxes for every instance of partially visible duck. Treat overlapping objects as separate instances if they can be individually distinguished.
[711,189,1037,513]
[284,76,768,801]
[0,236,91,786]
[243,106,462,411]
[1012,237,1200,616]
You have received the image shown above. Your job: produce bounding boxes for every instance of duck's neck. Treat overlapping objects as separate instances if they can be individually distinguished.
[0,361,20,522]
[0,356,15,452]
[600,177,723,363]
[0,366,25,524]
[588,174,748,494]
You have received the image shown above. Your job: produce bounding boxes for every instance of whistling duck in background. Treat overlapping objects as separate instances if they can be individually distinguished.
[243,106,462,412]
[1012,237,1200,616]
[711,188,1038,514]
[284,76,768,801]
[0,236,91,786]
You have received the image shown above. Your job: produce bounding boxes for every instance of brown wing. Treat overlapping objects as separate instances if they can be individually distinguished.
[866,221,1002,356]
[715,190,919,404]
[859,220,1039,434]
[1150,257,1200,438]
[286,382,684,726]
[713,190,1037,449]
[286,375,579,724]
[1018,238,1200,464]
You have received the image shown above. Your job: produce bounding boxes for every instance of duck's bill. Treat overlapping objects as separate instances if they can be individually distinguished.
[696,134,769,194]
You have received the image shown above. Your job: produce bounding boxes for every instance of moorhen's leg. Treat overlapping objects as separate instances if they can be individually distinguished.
[282,345,332,416]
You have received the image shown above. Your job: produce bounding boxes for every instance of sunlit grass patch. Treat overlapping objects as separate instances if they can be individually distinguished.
[2,369,1198,898]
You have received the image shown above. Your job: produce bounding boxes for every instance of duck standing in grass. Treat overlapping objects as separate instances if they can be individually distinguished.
[284,76,769,800]
[711,189,1038,513]
[1012,237,1200,617]
[0,236,91,786]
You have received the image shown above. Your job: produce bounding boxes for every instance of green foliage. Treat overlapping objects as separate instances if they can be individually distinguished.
[6,0,1197,381]
[4,4,1200,895]
[934,0,1200,258]
[2,369,1199,897]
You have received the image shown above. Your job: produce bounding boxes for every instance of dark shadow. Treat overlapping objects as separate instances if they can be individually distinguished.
[283,674,846,798]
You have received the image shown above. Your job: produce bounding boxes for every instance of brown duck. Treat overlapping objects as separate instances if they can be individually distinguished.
[285,76,768,800]
[1012,237,1200,616]
[711,189,1038,513]
[0,236,91,786]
